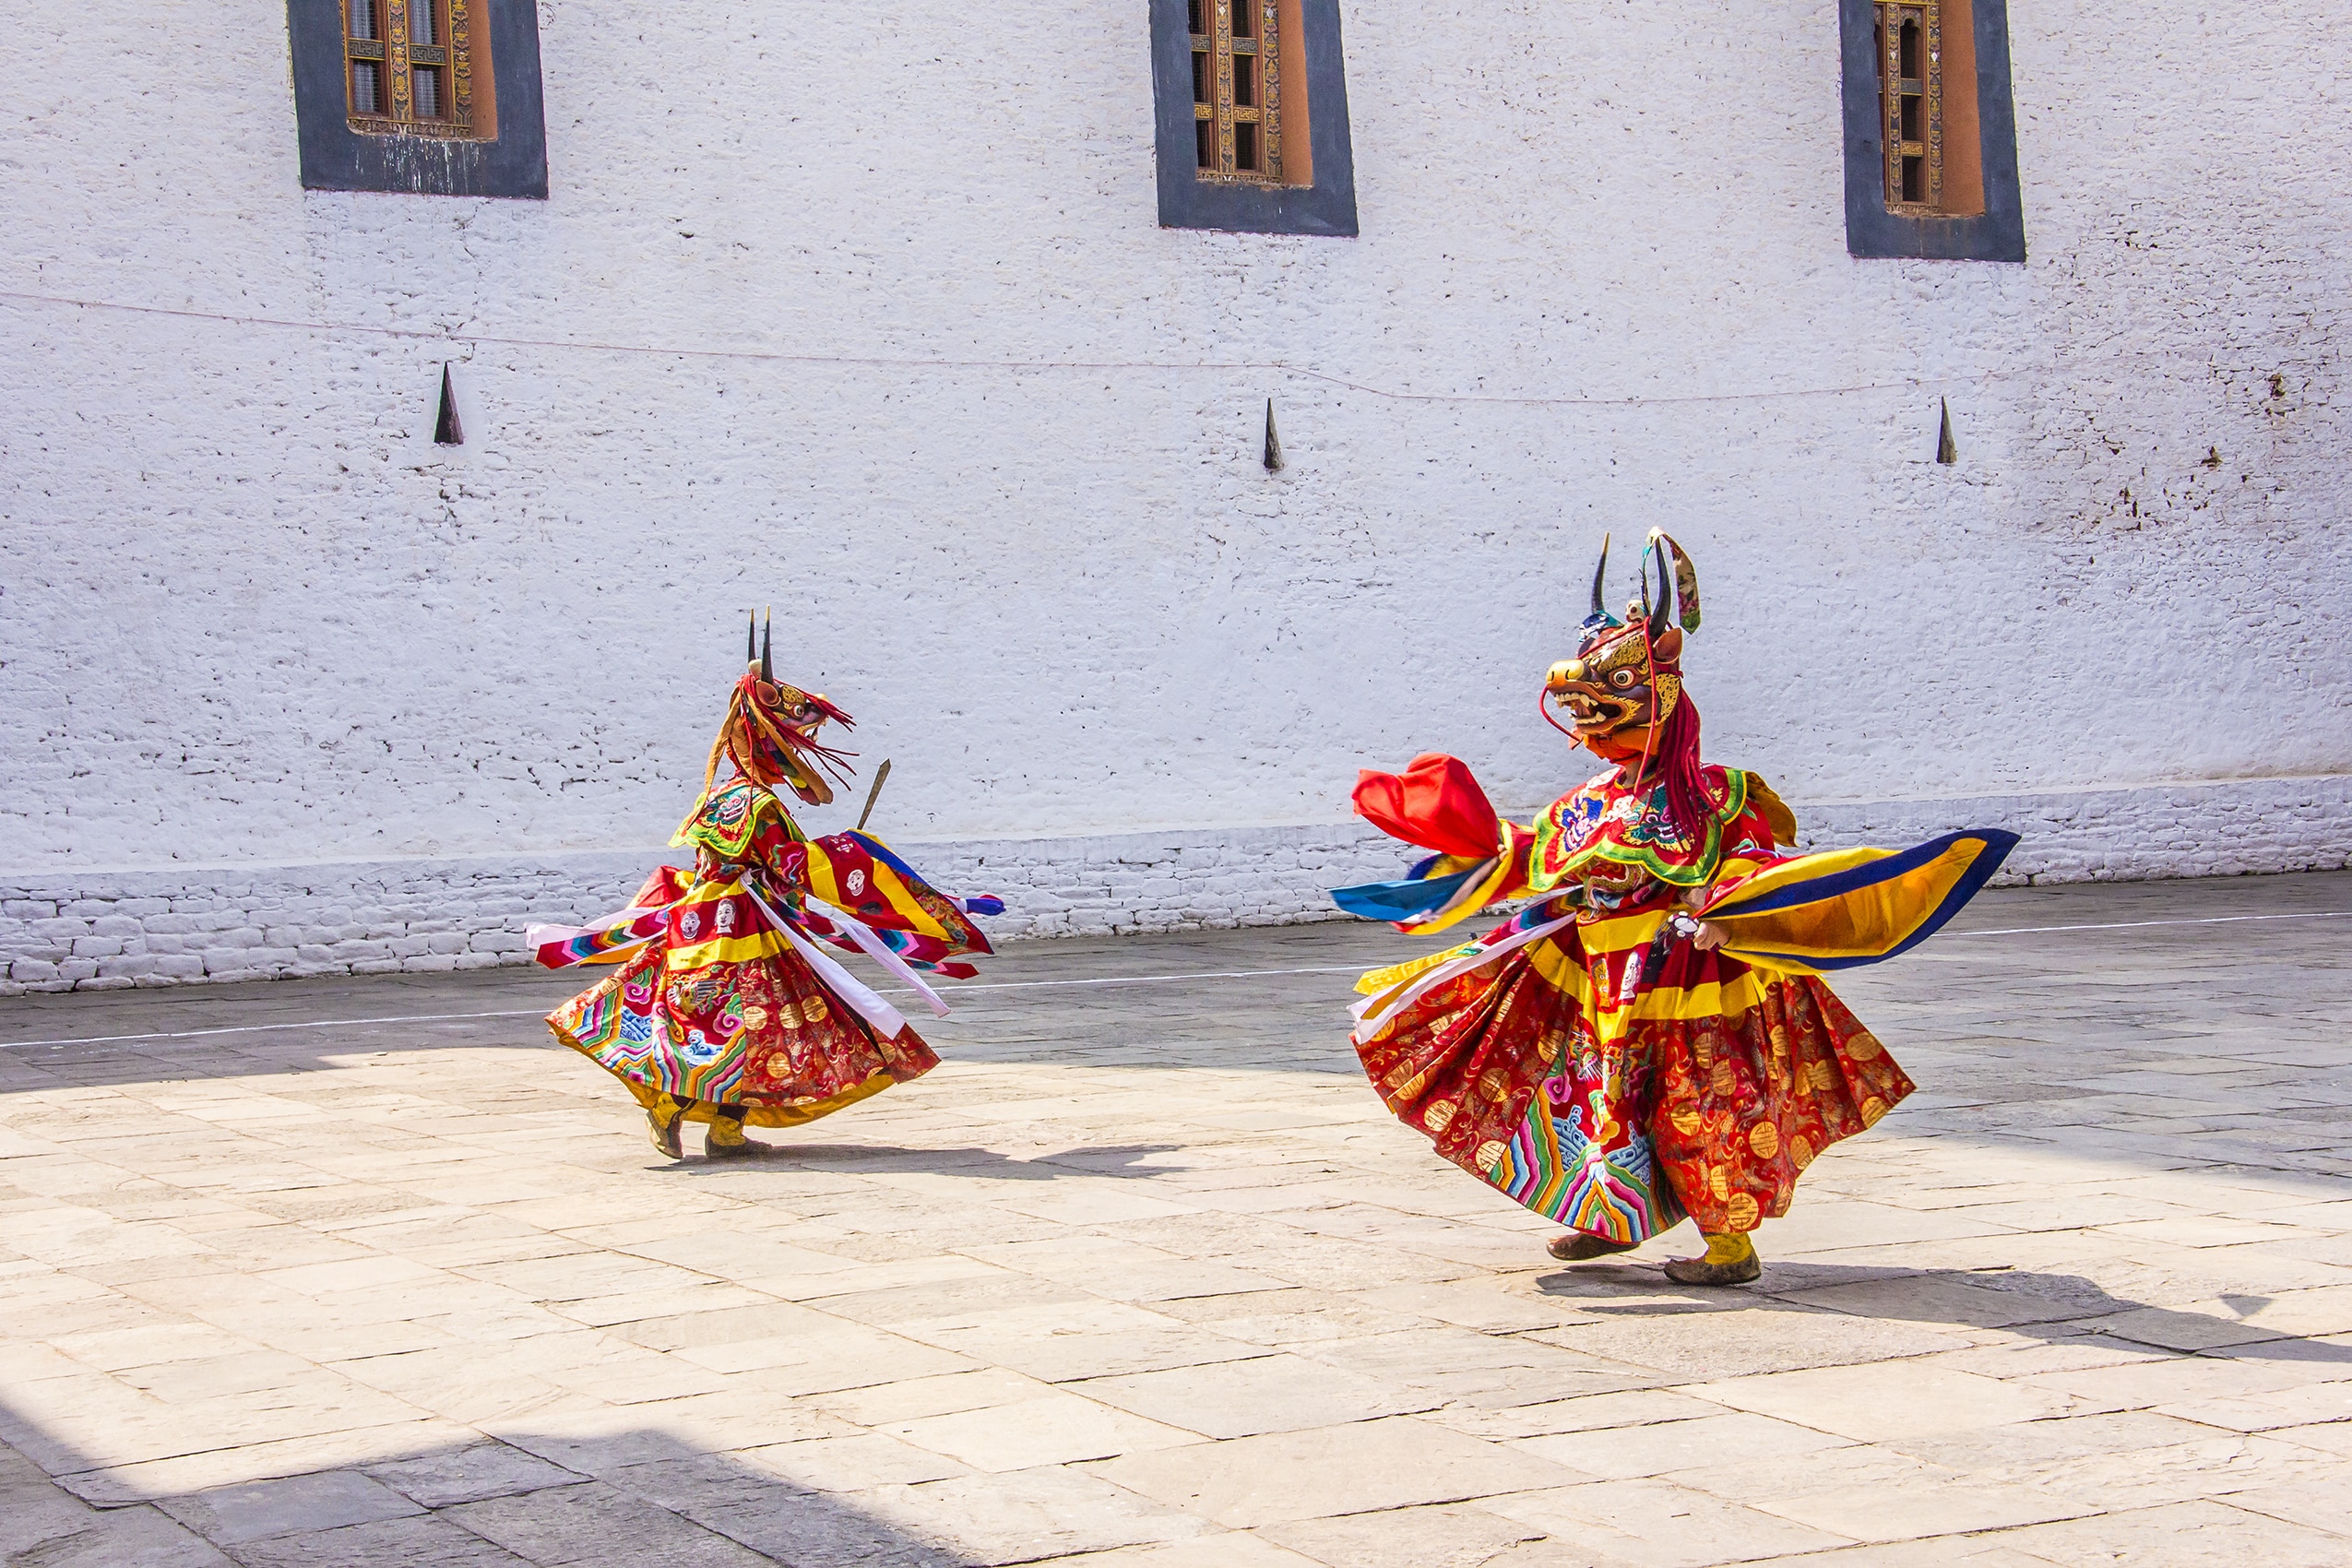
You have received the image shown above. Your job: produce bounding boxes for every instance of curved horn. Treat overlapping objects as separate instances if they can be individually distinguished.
[761,609,773,682]
[746,612,757,665]
[1647,537,1674,639]
[1589,531,1612,618]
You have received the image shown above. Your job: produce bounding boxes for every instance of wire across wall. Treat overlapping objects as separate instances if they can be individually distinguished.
[8,286,2314,412]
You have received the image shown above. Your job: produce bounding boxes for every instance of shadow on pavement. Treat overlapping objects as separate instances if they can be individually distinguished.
[733,1142,1182,1179]
[1530,1259,2352,1364]
[0,1396,1006,1567]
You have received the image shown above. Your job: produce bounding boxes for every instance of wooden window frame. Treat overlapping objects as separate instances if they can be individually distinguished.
[342,0,494,140]
[288,0,548,198]
[1152,0,1357,237]
[1191,1,1284,183]
[1876,1,1941,212]
[1840,0,2024,260]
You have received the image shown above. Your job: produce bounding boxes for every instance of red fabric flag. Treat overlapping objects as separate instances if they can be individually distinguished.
[1352,754,1501,860]
[631,864,692,909]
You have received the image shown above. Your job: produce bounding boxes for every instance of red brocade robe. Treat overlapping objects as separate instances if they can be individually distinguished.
[1340,756,2013,1240]
[529,778,1001,1130]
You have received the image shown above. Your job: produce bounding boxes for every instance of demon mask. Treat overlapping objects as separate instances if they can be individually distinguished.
[707,612,857,805]
[1545,530,1701,750]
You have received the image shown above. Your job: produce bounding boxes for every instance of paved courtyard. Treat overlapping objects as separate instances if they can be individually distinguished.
[2,872,2349,1567]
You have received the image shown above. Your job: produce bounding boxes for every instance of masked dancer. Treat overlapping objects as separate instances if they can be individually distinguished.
[529,617,1003,1159]
[1334,532,2015,1283]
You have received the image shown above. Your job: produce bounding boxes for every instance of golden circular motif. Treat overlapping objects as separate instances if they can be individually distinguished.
[1791,1134,1815,1170]
[1847,1032,1884,1062]
[1423,1099,1459,1134]
[1693,1036,1715,1070]
[1748,1122,1780,1159]
[1725,1192,1760,1229]
[1669,1109,1703,1137]
[1474,1139,1507,1172]
[739,1005,770,1032]
[1477,1068,1510,1101]
[1860,1096,1888,1126]
[1710,1060,1738,1096]
[1708,1166,1729,1201]
[1809,1061,1838,1092]
[802,995,830,1024]
[775,1003,802,1030]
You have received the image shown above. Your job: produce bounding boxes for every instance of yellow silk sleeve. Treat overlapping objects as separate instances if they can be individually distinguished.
[1696,832,2013,976]
[800,838,952,941]
[1394,823,1540,936]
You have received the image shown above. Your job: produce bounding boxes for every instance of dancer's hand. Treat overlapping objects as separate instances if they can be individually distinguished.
[1690,921,1729,952]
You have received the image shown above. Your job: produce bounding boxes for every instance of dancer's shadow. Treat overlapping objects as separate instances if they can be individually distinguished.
[671,1141,1185,1182]
[1531,1259,2352,1365]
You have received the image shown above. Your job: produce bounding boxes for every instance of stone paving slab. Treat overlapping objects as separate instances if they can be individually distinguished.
[0,871,2347,1565]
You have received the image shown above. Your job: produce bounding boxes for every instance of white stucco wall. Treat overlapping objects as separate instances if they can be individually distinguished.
[2,1,2347,989]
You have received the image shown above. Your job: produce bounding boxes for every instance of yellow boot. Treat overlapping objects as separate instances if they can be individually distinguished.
[704,1113,760,1158]
[646,1093,691,1159]
[1663,1230,1761,1287]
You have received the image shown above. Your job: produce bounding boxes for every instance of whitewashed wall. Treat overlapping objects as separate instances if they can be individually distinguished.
[2,1,2347,991]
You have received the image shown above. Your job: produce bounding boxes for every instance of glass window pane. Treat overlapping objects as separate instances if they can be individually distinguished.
[413,66,440,117]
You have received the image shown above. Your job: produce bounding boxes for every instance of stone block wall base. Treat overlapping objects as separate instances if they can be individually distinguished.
[2,774,2344,993]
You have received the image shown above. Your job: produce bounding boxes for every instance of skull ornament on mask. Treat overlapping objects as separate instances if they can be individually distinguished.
[1546,531,1701,752]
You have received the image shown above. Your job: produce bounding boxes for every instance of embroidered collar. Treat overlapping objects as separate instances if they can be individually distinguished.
[1527,765,1750,892]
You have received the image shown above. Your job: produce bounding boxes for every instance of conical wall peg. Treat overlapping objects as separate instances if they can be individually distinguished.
[434,364,465,446]
[1263,398,1285,473]
[1935,398,1957,466]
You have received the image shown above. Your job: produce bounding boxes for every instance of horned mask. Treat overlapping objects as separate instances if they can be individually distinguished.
[707,612,856,806]
[1545,530,1702,747]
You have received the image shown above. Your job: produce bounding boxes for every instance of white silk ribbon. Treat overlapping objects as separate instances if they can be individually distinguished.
[804,897,954,1019]
[1351,912,1578,1044]
[737,881,910,1039]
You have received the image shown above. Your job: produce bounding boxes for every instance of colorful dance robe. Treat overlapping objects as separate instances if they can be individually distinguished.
[529,778,1003,1129]
[1334,754,2014,1240]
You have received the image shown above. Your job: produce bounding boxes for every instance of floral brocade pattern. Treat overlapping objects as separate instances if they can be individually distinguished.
[727,952,937,1102]
[1647,978,1911,1232]
[1356,949,1563,1182]
[1352,929,1911,1235]
[1531,764,1764,893]
[1353,751,1918,1238]
[546,779,980,1130]
[549,942,939,1122]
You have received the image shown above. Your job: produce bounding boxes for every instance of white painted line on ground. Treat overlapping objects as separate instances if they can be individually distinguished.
[1953,910,2347,937]
[0,1009,552,1051]
[3,910,2340,1051]
[943,965,1368,991]
[0,968,1372,1050]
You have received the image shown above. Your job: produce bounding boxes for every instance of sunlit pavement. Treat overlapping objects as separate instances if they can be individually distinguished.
[2,873,2348,1566]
